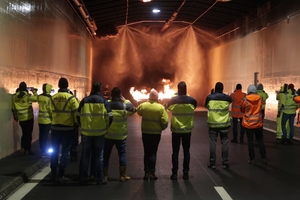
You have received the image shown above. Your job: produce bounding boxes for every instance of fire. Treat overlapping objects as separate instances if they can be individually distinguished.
[130,79,176,102]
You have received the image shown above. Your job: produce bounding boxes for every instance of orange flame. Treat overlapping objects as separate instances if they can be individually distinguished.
[130,79,176,102]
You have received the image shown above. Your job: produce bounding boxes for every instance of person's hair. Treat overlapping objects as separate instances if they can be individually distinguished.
[177,81,187,95]
[111,87,121,98]
[236,84,242,90]
[215,82,223,92]
[90,81,102,95]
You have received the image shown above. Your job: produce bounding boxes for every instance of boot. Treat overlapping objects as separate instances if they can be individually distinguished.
[103,167,108,184]
[149,169,157,181]
[119,166,131,182]
[143,169,150,180]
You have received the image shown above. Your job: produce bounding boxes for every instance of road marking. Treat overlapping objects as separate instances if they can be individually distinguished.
[215,186,233,200]
[7,164,50,200]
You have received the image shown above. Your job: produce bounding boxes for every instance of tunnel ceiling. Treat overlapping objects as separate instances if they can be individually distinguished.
[77,0,272,38]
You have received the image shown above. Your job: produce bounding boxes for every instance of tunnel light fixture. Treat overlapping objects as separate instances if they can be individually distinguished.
[152,9,160,13]
[143,0,152,2]
[217,0,231,2]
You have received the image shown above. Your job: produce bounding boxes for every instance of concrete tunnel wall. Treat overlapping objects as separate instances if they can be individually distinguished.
[0,0,299,159]
[0,0,92,159]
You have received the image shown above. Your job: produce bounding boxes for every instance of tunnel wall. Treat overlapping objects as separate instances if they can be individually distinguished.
[208,13,300,122]
[0,0,93,159]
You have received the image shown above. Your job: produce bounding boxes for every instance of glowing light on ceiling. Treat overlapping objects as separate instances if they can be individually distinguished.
[8,2,33,14]
[143,0,152,2]
[152,9,160,13]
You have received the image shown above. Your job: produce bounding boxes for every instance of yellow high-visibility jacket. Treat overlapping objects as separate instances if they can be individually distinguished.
[12,90,38,121]
[37,84,53,124]
[137,100,169,134]
[51,89,79,131]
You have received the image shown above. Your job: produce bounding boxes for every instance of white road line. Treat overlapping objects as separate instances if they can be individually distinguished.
[215,186,233,200]
[7,164,50,200]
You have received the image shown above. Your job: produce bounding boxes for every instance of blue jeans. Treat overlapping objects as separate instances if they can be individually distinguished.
[142,134,161,170]
[171,133,191,174]
[209,128,228,164]
[281,113,296,140]
[79,134,105,181]
[103,138,127,167]
[245,127,266,160]
[232,118,245,142]
[38,123,51,154]
[50,129,74,177]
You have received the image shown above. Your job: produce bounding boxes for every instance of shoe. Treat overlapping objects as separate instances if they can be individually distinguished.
[79,180,88,186]
[183,173,189,180]
[208,164,216,169]
[170,174,177,180]
[57,176,69,183]
[231,140,238,143]
[281,138,288,145]
[248,160,255,165]
[262,158,268,165]
[287,139,293,145]
[71,156,78,162]
[222,163,229,169]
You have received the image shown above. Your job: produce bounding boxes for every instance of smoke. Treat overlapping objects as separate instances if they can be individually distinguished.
[93,23,217,105]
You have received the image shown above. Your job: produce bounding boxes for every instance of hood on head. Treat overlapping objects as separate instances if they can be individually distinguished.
[43,83,53,94]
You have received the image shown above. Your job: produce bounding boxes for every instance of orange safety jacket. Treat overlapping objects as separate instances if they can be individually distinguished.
[230,89,246,118]
[294,96,300,126]
[241,94,263,129]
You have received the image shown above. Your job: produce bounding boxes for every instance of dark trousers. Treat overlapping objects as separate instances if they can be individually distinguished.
[245,127,266,160]
[232,118,245,142]
[50,129,74,177]
[79,134,105,181]
[38,123,51,154]
[171,133,191,174]
[19,118,34,151]
[70,127,79,158]
[142,134,161,170]
[281,113,296,140]
[209,128,228,164]
[103,138,127,167]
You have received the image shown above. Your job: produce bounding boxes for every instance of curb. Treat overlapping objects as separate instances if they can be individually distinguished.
[0,158,49,200]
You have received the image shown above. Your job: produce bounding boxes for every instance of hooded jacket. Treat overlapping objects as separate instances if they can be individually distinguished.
[12,87,38,121]
[257,84,268,110]
[37,84,53,124]
[241,93,263,129]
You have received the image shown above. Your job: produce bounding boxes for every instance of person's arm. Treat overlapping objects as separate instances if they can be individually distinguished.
[160,107,169,130]
[104,100,113,127]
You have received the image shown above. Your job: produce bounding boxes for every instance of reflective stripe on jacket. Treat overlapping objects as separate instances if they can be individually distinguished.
[105,99,136,140]
[241,94,263,129]
[78,93,112,136]
[230,90,246,118]
[205,92,232,129]
[51,90,79,130]
[137,100,168,134]
[167,95,197,133]
[12,91,37,121]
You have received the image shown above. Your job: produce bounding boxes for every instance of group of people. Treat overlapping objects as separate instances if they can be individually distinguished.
[11,78,300,185]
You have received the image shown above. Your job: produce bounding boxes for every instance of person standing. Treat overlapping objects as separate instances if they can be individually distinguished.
[12,82,38,155]
[167,81,197,180]
[50,77,79,183]
[205,82,232,169]
[37,83,53,157]
[229,84,246,143]
[257,83,269,121]
[77,82,113,185]
[103,87,136,184]
[241,85,267,164]
[281,85,298,145]
[137,89,168,180]
[276,84,290,140]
